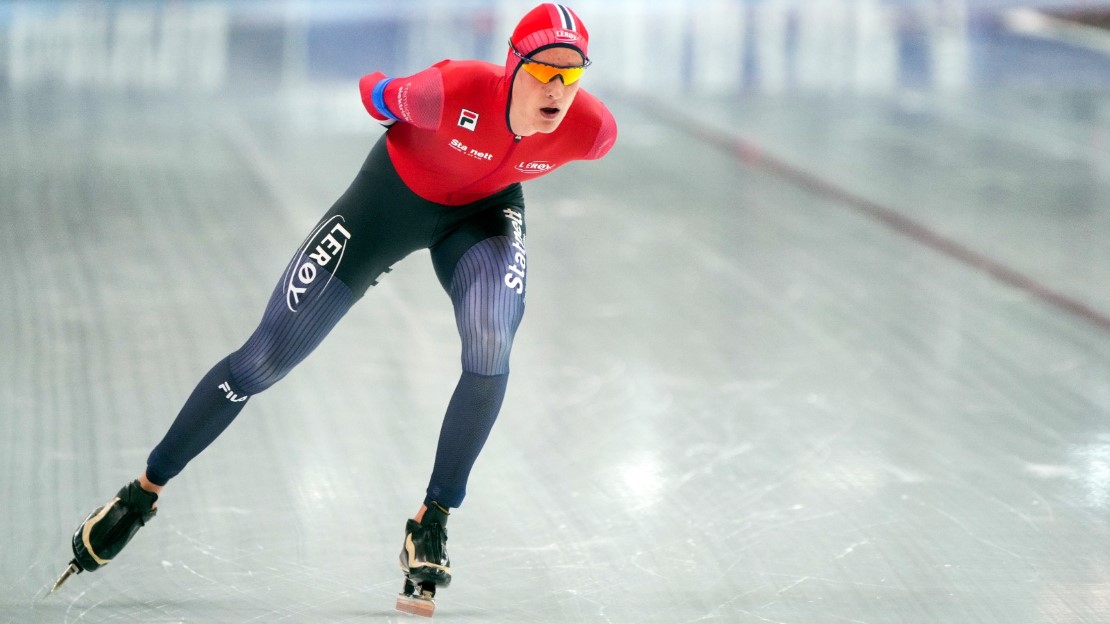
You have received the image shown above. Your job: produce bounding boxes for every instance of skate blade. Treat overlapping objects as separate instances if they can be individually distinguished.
[395,593,436,618]
[50,562,81,593]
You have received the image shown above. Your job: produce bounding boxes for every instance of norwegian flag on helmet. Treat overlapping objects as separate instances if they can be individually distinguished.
[510,3,590,59]
[553,4,577,31]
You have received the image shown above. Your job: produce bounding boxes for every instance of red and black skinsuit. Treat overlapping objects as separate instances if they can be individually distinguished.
[144,57,617,510]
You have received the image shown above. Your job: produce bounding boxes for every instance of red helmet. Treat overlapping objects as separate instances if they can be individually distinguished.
[505,4,590,79]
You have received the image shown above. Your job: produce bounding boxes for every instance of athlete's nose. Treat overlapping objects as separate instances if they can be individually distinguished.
[544,77,565,99]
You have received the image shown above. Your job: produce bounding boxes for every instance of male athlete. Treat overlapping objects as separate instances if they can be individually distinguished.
[56,4,616,616]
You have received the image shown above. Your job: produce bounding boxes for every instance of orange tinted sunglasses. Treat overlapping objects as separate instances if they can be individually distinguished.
[510,42,591,85]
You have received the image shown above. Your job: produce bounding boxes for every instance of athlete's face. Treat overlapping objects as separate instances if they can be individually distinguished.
[509,47,585,137]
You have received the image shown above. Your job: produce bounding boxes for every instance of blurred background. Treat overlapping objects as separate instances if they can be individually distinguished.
[5,0,1110,91]
[1,1,1109,623]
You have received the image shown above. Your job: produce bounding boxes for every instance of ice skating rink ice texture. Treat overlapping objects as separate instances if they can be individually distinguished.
[2,1,1110,622]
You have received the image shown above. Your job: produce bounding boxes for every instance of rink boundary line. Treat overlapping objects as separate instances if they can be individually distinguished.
[624,95,1110,333]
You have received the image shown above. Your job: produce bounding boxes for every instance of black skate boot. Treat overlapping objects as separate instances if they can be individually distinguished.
[395,502,451,617]
[51,480,158,592]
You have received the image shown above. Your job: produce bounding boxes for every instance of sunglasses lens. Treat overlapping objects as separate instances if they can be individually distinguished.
[522,62,584,85]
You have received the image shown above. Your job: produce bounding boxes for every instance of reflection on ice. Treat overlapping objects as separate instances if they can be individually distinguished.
[619,456,664,510]
[1069,437,1110,509]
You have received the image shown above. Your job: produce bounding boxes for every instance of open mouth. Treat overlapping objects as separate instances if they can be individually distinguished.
[540,107,560,117]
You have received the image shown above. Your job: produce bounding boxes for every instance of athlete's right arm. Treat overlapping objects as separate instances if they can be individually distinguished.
[359,66,445,131]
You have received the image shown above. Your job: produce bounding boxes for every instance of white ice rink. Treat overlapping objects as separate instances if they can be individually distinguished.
[2,1,1110,622]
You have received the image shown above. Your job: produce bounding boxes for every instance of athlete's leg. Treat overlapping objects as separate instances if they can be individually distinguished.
[423,204,528,509]
[144,269,355,485]
[60,137,443,589]
[395,204,526,602]
[145,137,434,486]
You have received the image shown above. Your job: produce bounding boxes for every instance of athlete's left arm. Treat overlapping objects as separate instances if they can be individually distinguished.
[580,95,618,161]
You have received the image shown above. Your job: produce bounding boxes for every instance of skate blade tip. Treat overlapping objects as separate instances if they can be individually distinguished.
[50,562,81,593]
[395,594,436,618]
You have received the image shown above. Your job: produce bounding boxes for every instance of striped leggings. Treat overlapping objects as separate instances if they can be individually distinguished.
[146,136,527,509]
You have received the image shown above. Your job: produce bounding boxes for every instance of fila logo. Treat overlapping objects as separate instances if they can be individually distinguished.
[458,109,479,131]
[218,381,249,403]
